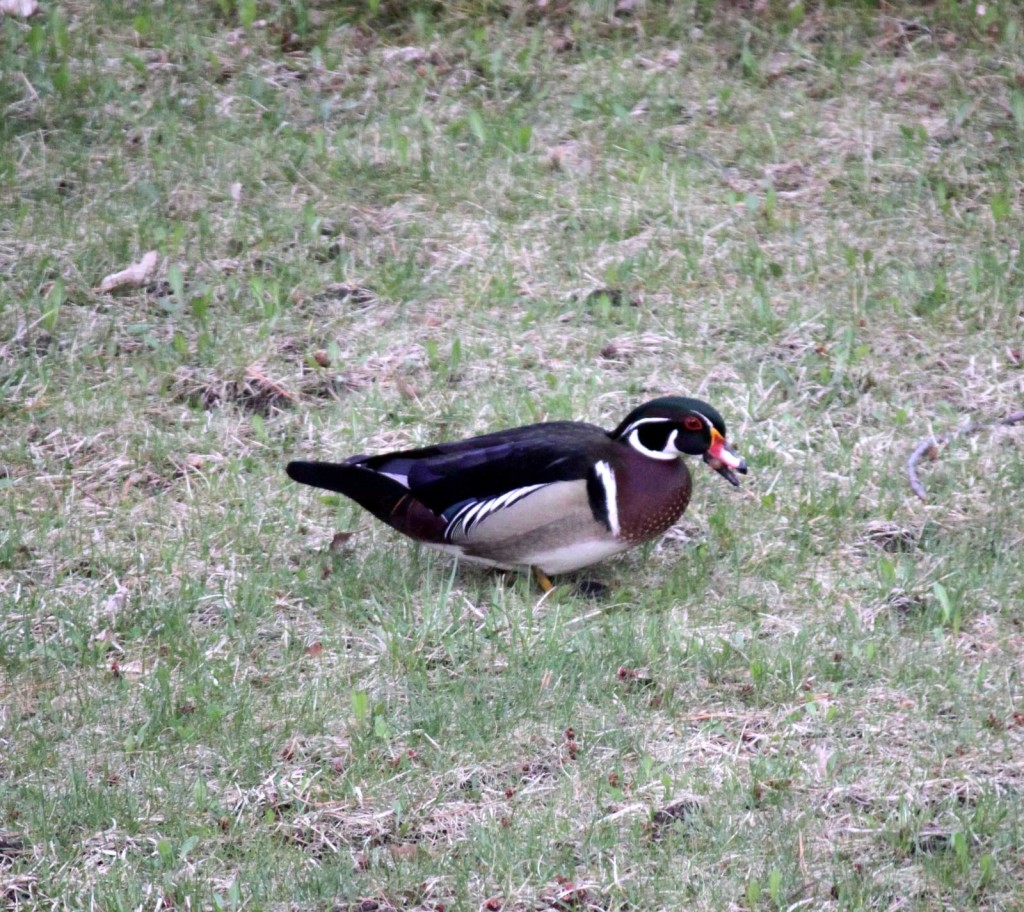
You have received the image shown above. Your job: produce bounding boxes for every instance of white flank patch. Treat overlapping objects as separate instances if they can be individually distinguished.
[445,483,549,541]
[594,460,620,537]
[379,471,410,487]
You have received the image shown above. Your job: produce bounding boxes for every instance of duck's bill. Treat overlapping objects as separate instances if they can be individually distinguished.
[703,434,747,487]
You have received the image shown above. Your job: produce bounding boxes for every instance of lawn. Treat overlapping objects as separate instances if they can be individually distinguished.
[2,1,1023,909]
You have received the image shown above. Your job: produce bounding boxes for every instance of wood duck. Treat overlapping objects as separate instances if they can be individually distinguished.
[286,397,746,589]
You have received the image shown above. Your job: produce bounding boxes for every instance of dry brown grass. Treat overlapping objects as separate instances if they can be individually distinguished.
[2,1,1024,910]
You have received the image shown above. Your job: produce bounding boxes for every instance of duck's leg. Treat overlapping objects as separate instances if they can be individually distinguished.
[532,567,606,598]
[533,566,555,592]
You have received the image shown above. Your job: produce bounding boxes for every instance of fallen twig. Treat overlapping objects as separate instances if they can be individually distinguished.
[908,409,1024,501]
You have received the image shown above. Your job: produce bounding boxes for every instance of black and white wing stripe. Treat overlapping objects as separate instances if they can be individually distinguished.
[586,460,620,536]
[443,484,550,542]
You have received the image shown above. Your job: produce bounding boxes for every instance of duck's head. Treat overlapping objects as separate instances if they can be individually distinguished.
[611,396,748,486]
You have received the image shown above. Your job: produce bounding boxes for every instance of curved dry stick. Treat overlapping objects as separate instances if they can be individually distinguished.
[908,409,1024,501]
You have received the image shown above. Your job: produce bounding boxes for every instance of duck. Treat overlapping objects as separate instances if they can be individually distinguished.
[286,396,746,590]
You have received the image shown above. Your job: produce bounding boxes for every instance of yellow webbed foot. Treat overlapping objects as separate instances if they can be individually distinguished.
[533,566,555,592]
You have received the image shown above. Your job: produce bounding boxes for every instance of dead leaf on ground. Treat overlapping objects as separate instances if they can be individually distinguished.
[312,283,378,308]
[110,658,149,681]
[96,251,159,294]
[93,629,123,653]
[388,842,419,861]
[101,583,130,620]
[0,830,25,850]
[330,531,355,552]
[547,140,591,173]
[651,797,701,837]
[233,364,297,414]
[381,46,429,65]
[616,665,656,690]
[550,31,575,53]
[764,160,810,192]
[1,873,37,904]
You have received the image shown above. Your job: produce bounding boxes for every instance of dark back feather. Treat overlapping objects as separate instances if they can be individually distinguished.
[354,421,610,513]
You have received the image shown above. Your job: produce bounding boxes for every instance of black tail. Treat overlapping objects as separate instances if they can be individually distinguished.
[287,460,370,495]
[286,460,446,544]
[286,459,407,513]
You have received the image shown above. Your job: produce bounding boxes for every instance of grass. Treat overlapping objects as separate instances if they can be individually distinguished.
[2,0,1024,909]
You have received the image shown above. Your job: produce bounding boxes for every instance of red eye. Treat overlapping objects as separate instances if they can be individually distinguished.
[683,416,703,432]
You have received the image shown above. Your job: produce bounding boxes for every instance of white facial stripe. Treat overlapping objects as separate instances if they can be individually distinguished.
[594,460,620,537]
[627,428,679,461]
[621,416,674,437]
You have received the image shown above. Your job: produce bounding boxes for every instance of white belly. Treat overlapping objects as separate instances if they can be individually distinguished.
[521,538,631,574]
[427,537,629,575]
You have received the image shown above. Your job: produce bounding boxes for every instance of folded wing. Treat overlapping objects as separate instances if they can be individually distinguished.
[286,421,609,543]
